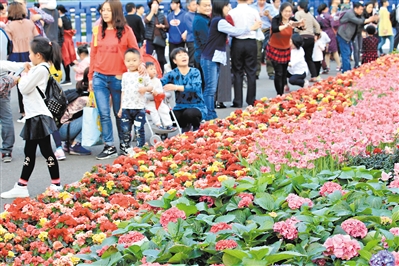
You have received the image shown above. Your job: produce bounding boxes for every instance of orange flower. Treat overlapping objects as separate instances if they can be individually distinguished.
[53,241,63,250]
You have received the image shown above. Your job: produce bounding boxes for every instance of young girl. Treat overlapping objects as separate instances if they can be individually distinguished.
[72,44,90,82]
[286,34,309,91]
[312,32,326,81]
[1,37,63,199]
[362,25,379,64]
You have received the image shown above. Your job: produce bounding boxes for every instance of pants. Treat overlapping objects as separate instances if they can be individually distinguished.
[174,108,202,130]
[200,58,220,120]
[337,35,352,73]
[17,86,24,114]
[62,62,71,81]
[146,40,167,73]
[314,61,322,76]
[146,101,173,126]
[20,135,59,183]
[262,29,274,76]
[92,72,123,146]
[256,40,263,77]
[302,36,318,78]
[378,35,394,54]
[231,38,257,107]
[352,33,363,67]
[169,42,186,69]
[186,42,195,67]
[59,116,83,143]
[394,26,399,49]
[0,94,15,154]
[271,61,288,96]
[287,71,306,87]
[121,109,146,148]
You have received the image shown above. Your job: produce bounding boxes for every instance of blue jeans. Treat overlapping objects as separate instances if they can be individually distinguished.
[59,116,83,143]
[200,58,219,120]
[92,72,122,146]
[378,35,394,54]
[337,35,352,73]
[121,109,146,148]
[0,93,15,153]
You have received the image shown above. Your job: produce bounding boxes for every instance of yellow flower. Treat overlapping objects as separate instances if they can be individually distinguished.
[82,202,92,208]
[226,137,234,142]
[138,160,145,165]
[98,186,109,197]
[106,180,114,190]
[167,188,176,195]
[70,256,80,265]
[170,163,178,169]
[7,251,14,258]
[214,132,221,138]
[296,103,305,109]
[215,152,222,159]
[317,93,324,98]
[235,170,245,177]
[133,151,146,158]
[206,165,219,173]
[322,97,329,103]
[141,185,150,192]
[268,212,277,218]
[38,231,48,241]
[113,220,121,226]
[268,117,279,123]
[381,216,392,225]
[260,96,268,102]
[139,165,149,172]
[0,226,7,235]
[242,111,250,117]
[309,100,317,105]
[144,172,155,179]
[0,211,9,220]
[317,106,324,111]
[39,218,48,227]
[329,90,337,96]
[58,191,72,201]
[4,233,14,242]
[258,124,267,130]
[184,181,193,187]
[92,232,107,244]
[218,175,229,182]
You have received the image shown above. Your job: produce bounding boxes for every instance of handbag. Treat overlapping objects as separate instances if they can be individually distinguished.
[81,92,103,146]
[153,35,166,47]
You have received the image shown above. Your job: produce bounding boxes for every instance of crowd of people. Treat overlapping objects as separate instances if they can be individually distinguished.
[0,0,398,198]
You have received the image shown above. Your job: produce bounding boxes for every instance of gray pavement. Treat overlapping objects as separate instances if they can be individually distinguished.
[0,61,339,210]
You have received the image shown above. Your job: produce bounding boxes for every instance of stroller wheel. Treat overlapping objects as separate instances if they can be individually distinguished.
[150,135,162,146]
[160,134,168,141]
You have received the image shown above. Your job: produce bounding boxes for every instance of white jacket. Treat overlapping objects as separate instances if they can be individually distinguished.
[288,47,308,75]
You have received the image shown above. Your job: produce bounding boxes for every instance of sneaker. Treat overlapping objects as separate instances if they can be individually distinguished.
[49,184,63,191]
[322,68,329,74]
[2,152,12,163]
[60,80,72,85]
[96,145,117,160]
[17,116,26,123]
[54,147,66,161]
[119,143,130,155]
[69,143,91,155]
[304,79,310,88]
[1,183,29,198]
[62,142,70,152]
[316,75,322,82]
[165,125,177,131]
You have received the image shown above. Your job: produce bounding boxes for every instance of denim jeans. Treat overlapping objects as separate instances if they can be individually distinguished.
[0,93,15,153]
[378,35,394,54]
[92,72,122,146]
[121,109,146,148]
[337,35,352,73]
[200,58,219,121]
[58,116,83,143]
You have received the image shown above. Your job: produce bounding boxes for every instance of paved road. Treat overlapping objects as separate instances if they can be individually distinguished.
[0,62,339,210]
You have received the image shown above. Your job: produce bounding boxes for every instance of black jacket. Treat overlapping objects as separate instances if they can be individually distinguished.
[125,14,145,43]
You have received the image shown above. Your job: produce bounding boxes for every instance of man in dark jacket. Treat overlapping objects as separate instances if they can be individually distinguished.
[125,2,145,47]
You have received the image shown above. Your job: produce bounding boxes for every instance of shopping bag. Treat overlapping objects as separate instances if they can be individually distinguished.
[81,92,103,146]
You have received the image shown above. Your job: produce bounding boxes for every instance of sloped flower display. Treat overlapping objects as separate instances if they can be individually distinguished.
[1,55,399,265]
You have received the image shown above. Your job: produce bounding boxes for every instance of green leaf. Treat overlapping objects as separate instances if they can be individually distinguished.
[223,249,250,260]
[101,246,118,259]
[168,244,192,254]
[215,215,236,223]
[249,246,270,260]
[226,201,238,212]
[254,192,275,211]
[392,211,399,223]
[306,243,326,257]
[223,252,243,266]
[168,252,189,263]
[242,258,267,266]
[176,203,198,217]
[147,200,165,208]
[142,249,161,258]
[358,249,372,261]
[264,251,305,264]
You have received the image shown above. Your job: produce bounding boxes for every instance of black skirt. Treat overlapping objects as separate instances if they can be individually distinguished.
[20,115,57,140]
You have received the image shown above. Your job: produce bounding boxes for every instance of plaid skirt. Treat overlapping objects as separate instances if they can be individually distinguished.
[266,45,291,64]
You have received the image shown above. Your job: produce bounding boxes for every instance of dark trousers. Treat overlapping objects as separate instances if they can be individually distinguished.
[17,87,24,114]
[314,61,322,77]
[287,71,306,87]
[20,135,59,183]
[146,40,167,73]
[63,62,71,81]
[394,26,399,49]
[271,61,288,96]
[186,42,195,67]
[231,38,257,107]
[169,42,186,69]
[174,108,202,130]
[302,36,318,78]
[121,109,146,148]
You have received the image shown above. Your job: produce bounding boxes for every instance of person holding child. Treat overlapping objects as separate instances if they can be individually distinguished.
[161,47,206,132]
[145,62,176,131]
[362,25,379,64]
[1,37,63,198]
[118,48,152,153]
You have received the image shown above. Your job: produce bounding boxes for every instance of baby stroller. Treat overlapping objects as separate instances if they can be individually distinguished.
[145,91,181,145]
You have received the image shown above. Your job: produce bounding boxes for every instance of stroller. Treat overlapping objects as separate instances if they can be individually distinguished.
[145,91,182,145]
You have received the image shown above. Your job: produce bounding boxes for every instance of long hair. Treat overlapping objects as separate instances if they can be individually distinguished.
[101,0,127,42]
[31,37,62,70]
[211,0,230,18]
[277,2,293,24]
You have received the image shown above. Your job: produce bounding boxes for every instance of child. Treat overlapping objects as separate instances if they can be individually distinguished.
[339,0,351,11]
[1,37,63,199]
[72,44,90,82]
[362,25,379,64]
[118,48,153,154]
[312,33,326,82]
[145,62,176,131]
[286,34,309,91]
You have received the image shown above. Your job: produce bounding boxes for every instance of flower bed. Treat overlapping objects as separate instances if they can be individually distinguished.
[1,55,399,265]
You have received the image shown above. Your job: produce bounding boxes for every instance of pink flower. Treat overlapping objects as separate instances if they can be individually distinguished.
[381,171,392,181]
[260,166,271,173]
[237,193,254,201]
[215,239,238,250]
[118,231,146,248]
[273,217,299,240]
[238,197,253,208]
[390,227,399,236]
[286,193,313,209]
[319,182,344,196]
[160,207,186,228]
[323,234,361,260]
[210,222,233,233]
[391,251,399,266]
[341,218,368,238]
[389,178,399,189]
[199,196,214,207]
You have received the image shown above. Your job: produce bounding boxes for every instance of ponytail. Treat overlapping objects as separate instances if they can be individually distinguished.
[30,36,62,70]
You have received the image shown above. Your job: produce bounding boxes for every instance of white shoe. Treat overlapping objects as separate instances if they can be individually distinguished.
[49,184,63,191]
[54,148,66,161]
[1,183,29,198]
[304,80,310,88]
[17,116,26,123]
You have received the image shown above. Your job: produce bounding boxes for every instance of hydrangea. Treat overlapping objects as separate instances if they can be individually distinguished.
[369,250,395,266]
[215,239,238,251]
[319,182,344,196]
[323,234,361,260]
[210,222,233,233]
[118,231,146,248]
[286,193,313,210]
[273,217,299,240]
[159,207,186,229]
[341,218,368,238]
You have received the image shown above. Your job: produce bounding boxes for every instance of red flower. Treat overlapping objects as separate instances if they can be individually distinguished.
[159,207,186,228]
[210,222,233,233]
[215,239,238,250]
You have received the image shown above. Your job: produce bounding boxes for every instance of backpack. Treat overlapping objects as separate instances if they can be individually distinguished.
[390,8,397,27]
[36,66,68,125]
[0,28,13,57]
